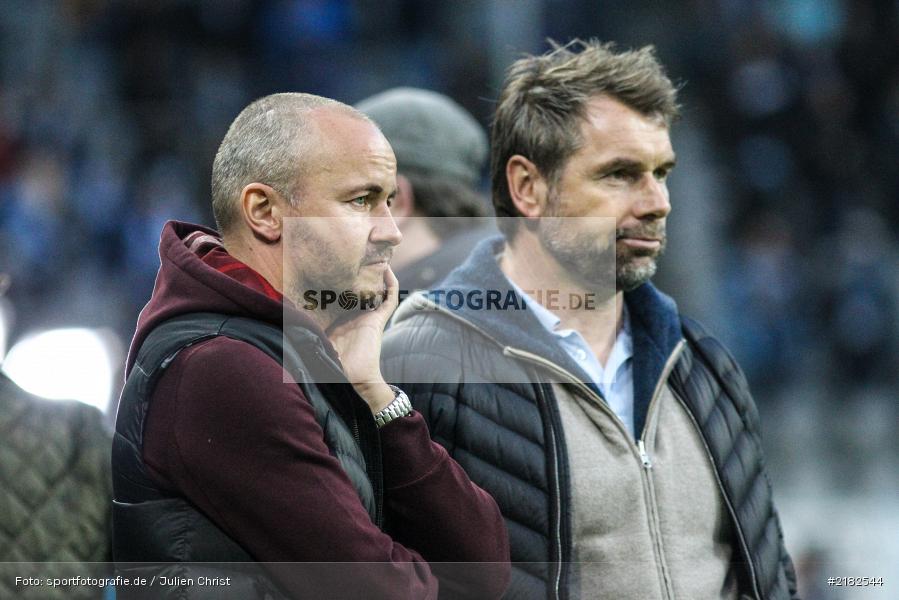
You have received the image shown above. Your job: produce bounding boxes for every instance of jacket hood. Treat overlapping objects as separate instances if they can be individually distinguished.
[394,235,683,432]
[125,220,331,375]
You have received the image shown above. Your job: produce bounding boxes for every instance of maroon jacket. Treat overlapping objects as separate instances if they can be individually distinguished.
[127,221,510,598]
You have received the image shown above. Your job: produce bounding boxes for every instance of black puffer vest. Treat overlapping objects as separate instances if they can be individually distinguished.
[112,313,382,599]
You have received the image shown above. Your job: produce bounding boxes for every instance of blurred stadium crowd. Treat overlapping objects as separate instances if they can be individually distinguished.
[0,1,896,597]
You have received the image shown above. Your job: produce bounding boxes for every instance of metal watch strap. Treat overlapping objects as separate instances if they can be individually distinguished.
[374,385,412,428]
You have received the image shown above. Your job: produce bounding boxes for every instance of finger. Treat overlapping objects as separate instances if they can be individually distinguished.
[377,266,399,316]
[386,265,399,306]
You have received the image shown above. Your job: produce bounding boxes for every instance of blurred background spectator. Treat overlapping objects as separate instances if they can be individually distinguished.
[0,370,112,600]
[1,271,112,600]
[357,86,493,291]
[0,1,896,596]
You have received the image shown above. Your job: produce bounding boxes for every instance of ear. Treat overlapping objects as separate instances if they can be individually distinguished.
[390,174,415,222]
[238,182,285,243]
[506,155,549,219]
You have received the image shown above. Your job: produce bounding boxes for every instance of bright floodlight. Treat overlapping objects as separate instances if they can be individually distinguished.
[2,327,117,412]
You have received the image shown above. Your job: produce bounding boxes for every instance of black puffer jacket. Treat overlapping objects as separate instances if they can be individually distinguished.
[382,237,798,600]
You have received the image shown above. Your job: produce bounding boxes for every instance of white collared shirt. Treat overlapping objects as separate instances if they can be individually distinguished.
[510,281,636,437]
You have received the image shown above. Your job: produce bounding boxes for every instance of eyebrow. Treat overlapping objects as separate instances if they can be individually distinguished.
[342,184,397,199]
[596,156,677,174]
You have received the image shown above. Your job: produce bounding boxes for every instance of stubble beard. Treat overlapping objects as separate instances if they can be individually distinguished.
[539,196,666,295]
[615,236,664,292]
[286,239,391,312]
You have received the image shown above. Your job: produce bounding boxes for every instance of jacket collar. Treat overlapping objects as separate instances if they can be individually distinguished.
[424,236,594,383]
[623,272,683,434]
[403,235,684,428]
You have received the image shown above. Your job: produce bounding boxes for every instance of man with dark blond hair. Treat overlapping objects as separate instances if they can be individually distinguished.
[383,40,798,599]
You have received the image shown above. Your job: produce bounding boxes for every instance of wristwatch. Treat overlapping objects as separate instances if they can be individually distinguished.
[374,385,413,428]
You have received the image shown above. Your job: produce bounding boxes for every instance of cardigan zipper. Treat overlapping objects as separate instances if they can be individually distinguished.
[506,341,686,600]
[638,439,652,468]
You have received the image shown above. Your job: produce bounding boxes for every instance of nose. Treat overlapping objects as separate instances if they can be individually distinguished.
[634,174,671,220]
[370,208,403,247]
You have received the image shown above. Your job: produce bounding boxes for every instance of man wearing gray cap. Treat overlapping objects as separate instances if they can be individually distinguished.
[356,87,492,291]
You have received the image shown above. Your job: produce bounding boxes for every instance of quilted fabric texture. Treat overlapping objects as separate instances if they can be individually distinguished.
[0,373,113,600]
[383,312,564,599]
[673,318,798,600]
[383,310,799,600]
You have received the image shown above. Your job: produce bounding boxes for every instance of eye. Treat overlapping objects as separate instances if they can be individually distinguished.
[350,196,369,207]
[653,168,670,182]
[606,169,637,182]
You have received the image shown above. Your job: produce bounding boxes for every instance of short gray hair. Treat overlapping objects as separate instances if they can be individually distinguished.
[211,92,368,232]
[491,39,681,237]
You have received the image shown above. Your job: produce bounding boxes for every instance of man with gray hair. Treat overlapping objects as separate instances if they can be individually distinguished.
[383,41,798,599]
[112,93,509,599]
[356,88,492,291]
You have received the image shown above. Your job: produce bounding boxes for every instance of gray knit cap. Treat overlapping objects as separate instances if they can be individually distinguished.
[356,87,487,186]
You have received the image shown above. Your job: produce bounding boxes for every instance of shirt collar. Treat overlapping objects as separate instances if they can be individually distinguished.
[507,273,633,365]
[604,305,634,381]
